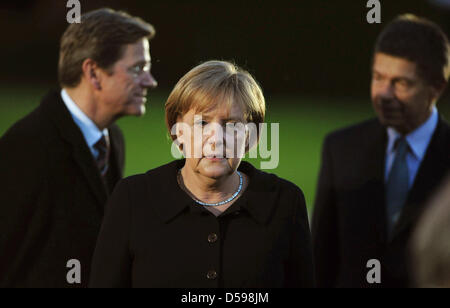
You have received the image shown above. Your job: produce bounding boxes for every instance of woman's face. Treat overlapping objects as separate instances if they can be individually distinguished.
[177,102,248,179]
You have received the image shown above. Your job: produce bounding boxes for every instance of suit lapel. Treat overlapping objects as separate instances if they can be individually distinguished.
[41,90,108,207]
[108,125,124,180]
[72,146,108,206]
[364,122,388,244]
[391,117,450,239]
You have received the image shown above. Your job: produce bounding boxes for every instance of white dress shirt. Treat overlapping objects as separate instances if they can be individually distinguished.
[385,106,439,189]
[61,89,109,160]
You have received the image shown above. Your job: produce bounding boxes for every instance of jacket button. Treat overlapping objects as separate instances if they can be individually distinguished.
[208,233,218,243]
[207,270,218,280]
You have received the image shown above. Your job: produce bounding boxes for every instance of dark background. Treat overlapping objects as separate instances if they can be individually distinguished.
[0,0,449,99]
[1,0,450,208]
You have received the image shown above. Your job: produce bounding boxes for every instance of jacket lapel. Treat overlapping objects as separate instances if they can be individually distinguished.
[364,122,388,244]
[108,125,125,180]
[72,146,109,206]
[42,90,108,207]
[391,116,450,239]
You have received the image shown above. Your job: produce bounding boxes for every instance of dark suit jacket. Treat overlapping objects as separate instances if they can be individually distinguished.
[89,159,315,288]
[312,117,450,288]
[0,90,125,287]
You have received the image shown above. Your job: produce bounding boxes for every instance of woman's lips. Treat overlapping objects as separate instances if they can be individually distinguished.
[204,156,225,161]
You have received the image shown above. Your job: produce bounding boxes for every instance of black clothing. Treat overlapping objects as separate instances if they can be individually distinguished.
[312,117,450,288]
[0,90,125,287]
[90,160,314,288]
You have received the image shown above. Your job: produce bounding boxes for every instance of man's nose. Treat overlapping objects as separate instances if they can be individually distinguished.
[378,80,396,99]
[141,72,158,89]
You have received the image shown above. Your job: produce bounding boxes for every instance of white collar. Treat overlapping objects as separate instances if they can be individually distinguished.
[61,89,108,148]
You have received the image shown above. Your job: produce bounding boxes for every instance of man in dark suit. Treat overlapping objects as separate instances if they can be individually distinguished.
[0,8,157,287]
[312,14,450,288]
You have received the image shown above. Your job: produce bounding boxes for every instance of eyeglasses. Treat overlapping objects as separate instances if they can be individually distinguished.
[127,64,151,79]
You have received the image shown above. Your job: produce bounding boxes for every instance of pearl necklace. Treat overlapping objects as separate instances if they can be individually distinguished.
[178,171,243,207]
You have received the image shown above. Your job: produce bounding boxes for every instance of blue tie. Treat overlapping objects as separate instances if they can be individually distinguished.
[386,137,410,235]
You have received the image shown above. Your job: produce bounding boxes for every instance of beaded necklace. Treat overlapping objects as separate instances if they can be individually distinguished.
[178,170,243,207]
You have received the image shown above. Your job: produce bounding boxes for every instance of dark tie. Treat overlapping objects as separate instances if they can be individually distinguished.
[94,135,109,176]
[386,137,410,235]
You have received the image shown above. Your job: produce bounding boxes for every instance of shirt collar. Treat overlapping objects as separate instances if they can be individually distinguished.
[150,160,277,225]
[386,106,438,160]
[61,89,108,148]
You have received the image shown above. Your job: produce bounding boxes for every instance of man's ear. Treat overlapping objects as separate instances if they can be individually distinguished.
[433,79,448,100]
[440,82,448,96]
[81,58,102,90]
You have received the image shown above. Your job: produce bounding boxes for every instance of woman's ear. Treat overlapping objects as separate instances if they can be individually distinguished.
[82,58,102,90]
[175,119,185,141]
[169,121,187,158]
[174,121,193,152]
[170,122,182,147]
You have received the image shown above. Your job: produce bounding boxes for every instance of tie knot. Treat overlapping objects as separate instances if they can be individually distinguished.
[94,135,108,153]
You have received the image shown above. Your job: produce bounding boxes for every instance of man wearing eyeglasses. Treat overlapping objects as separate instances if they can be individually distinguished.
[0,8,157,287]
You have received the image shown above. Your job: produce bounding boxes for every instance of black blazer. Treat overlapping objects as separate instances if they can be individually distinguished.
[89,160,315,288]
[0,90,125,287]
[312,117,450,288]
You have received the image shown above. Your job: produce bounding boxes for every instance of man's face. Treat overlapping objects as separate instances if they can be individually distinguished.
[371,52,438,134]
[99,38,157,117]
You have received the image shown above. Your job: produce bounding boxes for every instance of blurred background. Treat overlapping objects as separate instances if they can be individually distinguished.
[0,0,449,211]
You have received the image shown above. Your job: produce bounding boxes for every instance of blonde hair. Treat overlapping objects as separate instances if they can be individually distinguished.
[165,60,266,141]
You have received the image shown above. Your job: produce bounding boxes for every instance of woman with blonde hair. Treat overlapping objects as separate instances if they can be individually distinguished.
[89,60,314,288]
